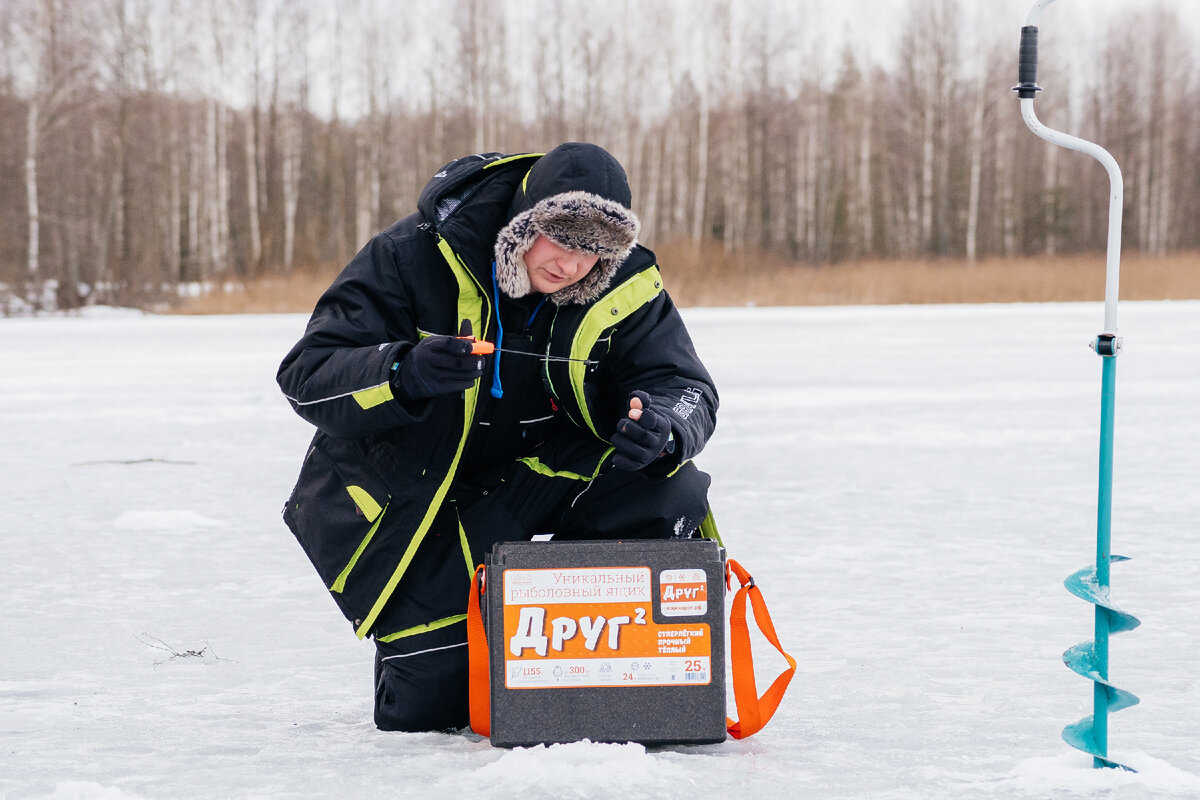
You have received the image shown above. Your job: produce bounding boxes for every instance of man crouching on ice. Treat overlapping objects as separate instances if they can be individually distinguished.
[277,142,718,732]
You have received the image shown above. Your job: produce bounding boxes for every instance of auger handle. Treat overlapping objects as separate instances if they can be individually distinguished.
[1015,26,1042,98]
[1015,0,1123,333]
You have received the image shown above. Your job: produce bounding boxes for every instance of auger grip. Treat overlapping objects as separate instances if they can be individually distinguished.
[1014,26,1043,98]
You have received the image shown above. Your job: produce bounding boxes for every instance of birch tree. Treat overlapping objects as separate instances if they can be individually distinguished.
[356,0,383,248]
[276,4,308,271]
[690,10,710,247]
[532,0,568,148]
[16,0,93,308]
[721,0,749,254]
[964,65,987,264]
[242,0,264,271]
[1144,7,1190,255]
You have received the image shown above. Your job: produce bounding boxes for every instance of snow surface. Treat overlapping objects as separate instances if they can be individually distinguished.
[2,301,1199,799]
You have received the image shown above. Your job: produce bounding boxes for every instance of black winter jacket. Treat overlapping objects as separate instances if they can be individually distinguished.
[278,150,717,643]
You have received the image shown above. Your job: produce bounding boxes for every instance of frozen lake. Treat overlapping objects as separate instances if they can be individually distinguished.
[2,301,1198,798]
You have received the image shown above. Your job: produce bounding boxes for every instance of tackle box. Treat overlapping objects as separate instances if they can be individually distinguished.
[481,538,727,747]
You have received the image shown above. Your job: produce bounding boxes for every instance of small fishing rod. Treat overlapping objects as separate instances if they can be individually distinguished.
[459,336,597,365]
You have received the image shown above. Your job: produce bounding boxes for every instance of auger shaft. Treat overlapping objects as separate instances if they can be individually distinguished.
[1092,354,1117,764]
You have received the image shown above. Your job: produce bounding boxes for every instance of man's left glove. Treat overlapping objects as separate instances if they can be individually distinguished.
[611,390,675,471]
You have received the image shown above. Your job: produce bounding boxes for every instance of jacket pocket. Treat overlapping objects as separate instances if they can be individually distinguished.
[283,436,393,594]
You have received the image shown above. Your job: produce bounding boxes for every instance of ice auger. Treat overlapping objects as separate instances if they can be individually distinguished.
[1015,0,1141,771]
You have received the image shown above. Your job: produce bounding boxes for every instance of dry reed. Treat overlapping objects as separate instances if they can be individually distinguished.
[656,244,1200,308]
[170,246,1200,315]
[171,270,340,315]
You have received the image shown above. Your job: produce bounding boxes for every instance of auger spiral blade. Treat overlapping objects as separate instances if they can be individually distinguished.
[1062,719,1138,772]
[1061,558,1141,771]
[1063,558,1141,636]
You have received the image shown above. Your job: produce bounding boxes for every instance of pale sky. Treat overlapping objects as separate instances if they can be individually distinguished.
[189,0,1200,118]
[821,0,1200,70]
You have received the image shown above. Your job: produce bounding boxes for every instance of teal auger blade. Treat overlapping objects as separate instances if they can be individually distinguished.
[1063,560,1141,635]
[1061,644,1140,711]
[1062,717,1138,772]
[1061,557,1140,771]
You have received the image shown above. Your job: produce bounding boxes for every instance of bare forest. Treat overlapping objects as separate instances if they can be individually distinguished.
[2,0,1197,313]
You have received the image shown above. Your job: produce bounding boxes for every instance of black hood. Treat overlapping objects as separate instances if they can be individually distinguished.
[494,143,641,306]
[415,152,539,275]
[505,142,633,220]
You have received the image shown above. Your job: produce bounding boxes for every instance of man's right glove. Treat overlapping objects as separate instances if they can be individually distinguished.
[611,390,675,471]
[392,321,485,401]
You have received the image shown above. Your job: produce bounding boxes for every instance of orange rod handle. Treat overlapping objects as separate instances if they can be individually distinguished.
[458,336,495,356]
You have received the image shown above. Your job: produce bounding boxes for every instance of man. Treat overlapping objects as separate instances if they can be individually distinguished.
[277,142,718,732]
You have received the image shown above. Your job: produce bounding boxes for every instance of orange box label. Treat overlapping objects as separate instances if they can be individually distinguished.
[503,567,711,689]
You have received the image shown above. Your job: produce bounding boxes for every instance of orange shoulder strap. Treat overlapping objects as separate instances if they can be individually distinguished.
[467,564,490,736]
[725,558,797,739]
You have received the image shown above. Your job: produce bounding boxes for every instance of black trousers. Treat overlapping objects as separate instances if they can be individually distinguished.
[372,461,711,732]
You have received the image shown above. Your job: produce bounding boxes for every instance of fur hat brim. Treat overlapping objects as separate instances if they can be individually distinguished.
[494,191,641,305]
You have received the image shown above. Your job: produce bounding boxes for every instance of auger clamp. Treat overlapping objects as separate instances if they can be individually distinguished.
[1090,333,1123,357]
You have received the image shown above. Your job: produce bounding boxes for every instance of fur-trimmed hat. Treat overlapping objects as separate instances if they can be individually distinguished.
[494,143,641,306]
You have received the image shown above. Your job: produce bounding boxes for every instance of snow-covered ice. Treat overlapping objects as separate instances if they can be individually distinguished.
[2,301,1198,799]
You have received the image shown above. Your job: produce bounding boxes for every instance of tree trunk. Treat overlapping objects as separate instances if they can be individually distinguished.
[691,26,709,247]
[1043,140,1058,257]
[355,130,371,247]
[965,72,985,264]
[245,109,262,269]
[669,111,688,238]
[997,120,1015,257]
[281,108,300,271]
[1156,101,1173,254]
[167,102,182,283]
[25,97,41,306]
[920,99,934,254]
[641,128,661,243]
[61,134,81,307]
[244,0,263,271]
[204,97,219,281]
[1153,37,1176,255]
[858,105,873,257]
[187,108,201,281]
[1134,45,1153,252]
[216,99,230,274]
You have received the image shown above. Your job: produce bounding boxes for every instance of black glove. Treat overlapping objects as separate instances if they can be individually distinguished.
[611,390,675,471]
[392,320,484,401]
